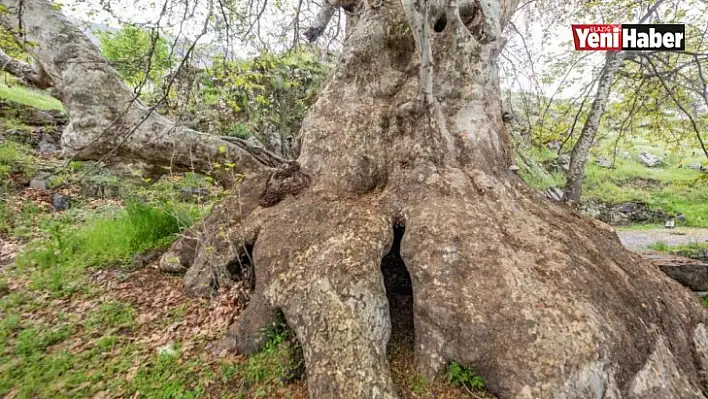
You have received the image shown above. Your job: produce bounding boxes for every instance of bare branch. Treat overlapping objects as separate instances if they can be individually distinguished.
[0,48,52,89]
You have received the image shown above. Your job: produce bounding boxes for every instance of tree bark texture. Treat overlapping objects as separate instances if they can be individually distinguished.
[169,2,708,397]
[3,0,708,398]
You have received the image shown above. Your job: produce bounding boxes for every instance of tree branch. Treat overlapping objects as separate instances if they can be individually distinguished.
[304,1,336,42]
[0,48,52,89]
[0,0,280,178]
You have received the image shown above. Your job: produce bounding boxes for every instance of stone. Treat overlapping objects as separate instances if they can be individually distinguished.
[159,235,198,274]
[157,343,177,357]
[647,254,708,291]
[665,219,675,229]
[0,99,67,126]
[131,246,167,269]
[595,157,614,168]
[29,172,51,190]
[557,154,570,172]
[598,200,666,226]
[675,248,708,262]
[620,151,632,159]
[180,187,211,202]
[36,139,58,154]
[687,164,708,173]
[637,152,663,167]
[544,187,564,201]
[542,154,570,173]
[51,193,71,211]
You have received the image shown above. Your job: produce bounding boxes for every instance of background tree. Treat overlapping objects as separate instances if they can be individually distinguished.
[99,25,171,90]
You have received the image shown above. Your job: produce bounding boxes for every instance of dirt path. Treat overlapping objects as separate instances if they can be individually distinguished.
[617,227,708,252]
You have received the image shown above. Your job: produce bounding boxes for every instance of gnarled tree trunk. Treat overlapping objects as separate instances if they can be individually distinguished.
[4,0,708,397]
[206,3,707,397]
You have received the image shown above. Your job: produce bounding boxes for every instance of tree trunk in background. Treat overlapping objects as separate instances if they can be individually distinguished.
[5,0,708,398]
[564,51,624,203]
[0,0,279,178]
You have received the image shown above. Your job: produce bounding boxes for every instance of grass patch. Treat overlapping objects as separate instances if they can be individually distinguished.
[128,351,205,399]
[647,241,708,258]
[0,140,36,187]
[581,158,708,227]
[16,200,200,296]
[0,80,63,111]
[85,302,136,331]
[648,241,669,252]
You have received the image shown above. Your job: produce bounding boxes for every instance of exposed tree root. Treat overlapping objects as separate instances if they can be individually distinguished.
[160,173,270,297]
[229,197,397,397]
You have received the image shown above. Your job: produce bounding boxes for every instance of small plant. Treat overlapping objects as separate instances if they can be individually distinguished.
[409,374,430,395]
[701,296,708,308]
[447,361,486,392]
[225,122,253,139]
[648,241,669,252]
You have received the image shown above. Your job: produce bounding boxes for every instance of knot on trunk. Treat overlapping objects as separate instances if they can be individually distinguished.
[260,162,310,207]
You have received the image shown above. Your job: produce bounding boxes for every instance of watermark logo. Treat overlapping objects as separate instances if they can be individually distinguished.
[571,24,685,51]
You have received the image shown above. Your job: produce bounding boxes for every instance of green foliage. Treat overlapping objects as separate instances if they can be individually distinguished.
[514,146,565,190]
[582,156,708,227]
[16,200,199,296]
[99,25,171,89]
[648,241,708,257]
[0,316,77,398]
[0,27,26,59]
[409,374,430,395]
[188,50,329,140]
[218,319,302,394]
[446,361,486,391]
[0,140,36,187]
[648,241,669,252]
[224,122,253,139]
[701,295,708,308]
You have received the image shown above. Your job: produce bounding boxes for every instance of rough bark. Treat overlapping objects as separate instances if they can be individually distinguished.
[564,51,625,204]
[0,0,277,177]
[199,1,706,397]
[7,0,708,397]
[0,48,52,89]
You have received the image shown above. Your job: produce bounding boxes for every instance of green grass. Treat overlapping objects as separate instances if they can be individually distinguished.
[648,241,708,258]
[16,200,200,296]
[648,241,669,252]
[85,302,136,331]
[0,80,63,111]
[579,156,708,227]
[0,140,36,186]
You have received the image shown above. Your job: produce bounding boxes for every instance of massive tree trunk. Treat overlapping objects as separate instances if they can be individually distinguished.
[0,0,280,178]
[186,4,708,397]
[563,51,624,204]
[5,0,708,397]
